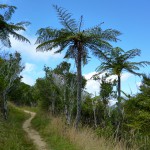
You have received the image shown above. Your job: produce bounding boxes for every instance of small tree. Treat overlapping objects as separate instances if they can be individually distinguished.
[92,73,116,126]
[0,52,24,119]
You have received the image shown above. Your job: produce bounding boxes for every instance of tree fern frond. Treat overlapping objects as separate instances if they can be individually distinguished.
[123,49,141,60]
[101,29,121,42]
[36,28,59,44]
[85,22,104,34]
[0,4,17,21]
[8,24,26,31]
[78,15,83,32]
[81,47,90,65]
[54,41,69,54]
[64,45,77,60]
[130,61,150,67]
[125,68,143,76]
[15,21,31,27]
[9,30,30,43]
[53,5,78,33]
[36,40,54,51]
[0,4,30,48]
[0,29,11,47]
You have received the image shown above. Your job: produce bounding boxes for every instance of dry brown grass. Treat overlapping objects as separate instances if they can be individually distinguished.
[45,115,137,150]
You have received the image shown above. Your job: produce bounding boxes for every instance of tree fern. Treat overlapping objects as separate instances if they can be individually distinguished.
[0,4,30,48]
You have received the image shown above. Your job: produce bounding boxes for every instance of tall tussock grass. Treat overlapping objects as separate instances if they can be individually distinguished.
[44,114,137,150]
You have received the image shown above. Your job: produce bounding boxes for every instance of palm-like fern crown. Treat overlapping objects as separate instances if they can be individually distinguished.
[96,47,150,76]
[36,5,121,65]
[0,4,30,48]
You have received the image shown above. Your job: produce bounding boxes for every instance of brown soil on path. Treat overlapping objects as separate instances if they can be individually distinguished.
[23,110,48,150]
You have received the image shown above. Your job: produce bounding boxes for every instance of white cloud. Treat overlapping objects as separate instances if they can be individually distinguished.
[21,62,45,86]
[84,72,132,96]
[85,79,100,96]
[23,63,35,73]
[84,71,97,80]
[83,72,104,96]
[122,73,132,81]
[136,82,142,88]
[10,32,63,63]
[21,74,35,86]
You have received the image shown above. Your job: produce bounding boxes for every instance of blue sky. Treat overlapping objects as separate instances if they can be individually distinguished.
[1,0,150,97]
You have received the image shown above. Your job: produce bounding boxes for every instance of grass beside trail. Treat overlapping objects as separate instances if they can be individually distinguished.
[31,111,80,150]
[32,110,131,150]
[0,104,36,150]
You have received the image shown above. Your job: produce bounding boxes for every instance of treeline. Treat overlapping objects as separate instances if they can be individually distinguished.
[0,3,150,149]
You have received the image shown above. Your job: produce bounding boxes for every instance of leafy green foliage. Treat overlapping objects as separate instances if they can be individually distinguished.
[0,52,24,118]
[81,95,105,126]
[124,75,150,135]
[9,82,36,106]
[35,67,63,113]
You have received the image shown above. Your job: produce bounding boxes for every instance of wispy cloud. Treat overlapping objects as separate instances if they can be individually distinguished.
[21,62,45,86]
[21,74,35,86]
[10,34,63,63]
[23,63,35,73]
[136,81,142,88]
[122,73,132,81]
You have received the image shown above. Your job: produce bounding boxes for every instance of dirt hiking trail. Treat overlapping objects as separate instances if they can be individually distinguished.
[23,110,48,150]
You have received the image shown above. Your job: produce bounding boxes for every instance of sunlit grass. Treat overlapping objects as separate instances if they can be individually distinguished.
[31,111,136,150]
[19,105,38,112]
[0,104,36,150]
[32,111,79,150]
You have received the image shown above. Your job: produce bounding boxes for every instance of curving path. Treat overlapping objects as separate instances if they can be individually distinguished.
[23,110,48,150]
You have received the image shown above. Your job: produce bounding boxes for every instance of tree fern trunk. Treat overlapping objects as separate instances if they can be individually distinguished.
[117,75,121,114]
[75,48,82,129]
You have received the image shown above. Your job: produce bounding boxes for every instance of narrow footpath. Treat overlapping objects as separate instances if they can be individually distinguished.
[23,110,48,150]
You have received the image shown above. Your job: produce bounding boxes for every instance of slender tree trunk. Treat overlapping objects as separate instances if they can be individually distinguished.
[64,87,71,125]
[75,48,82,129]
[117,75,121,114]
[3,90,8,120]
[92,99,97,128]
[51,92,55,115]
[116,75,122,138]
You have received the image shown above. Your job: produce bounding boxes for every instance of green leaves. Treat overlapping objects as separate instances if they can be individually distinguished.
[124,76,150,135]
